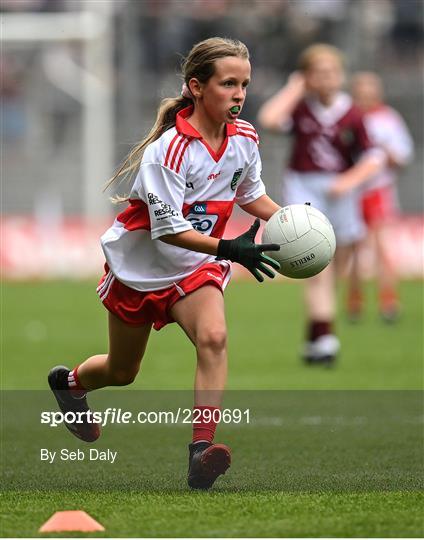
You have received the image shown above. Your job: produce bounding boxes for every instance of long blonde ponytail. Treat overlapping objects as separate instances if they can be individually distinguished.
[105,96,191,200]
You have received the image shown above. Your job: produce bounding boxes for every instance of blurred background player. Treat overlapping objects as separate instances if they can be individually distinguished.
[257,44,386,366]
[48,37,281,490]
[347,71,414,323]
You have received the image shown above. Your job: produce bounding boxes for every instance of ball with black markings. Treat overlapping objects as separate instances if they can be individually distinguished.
[262,204,336,279]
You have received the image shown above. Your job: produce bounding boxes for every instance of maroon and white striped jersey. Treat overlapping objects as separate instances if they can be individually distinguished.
[101,106,265,291]
[287,92,373,173]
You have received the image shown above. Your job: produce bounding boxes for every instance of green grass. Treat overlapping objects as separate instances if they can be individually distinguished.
[2,491,423,538]
[2,280,423,390]
[1,280,423,537]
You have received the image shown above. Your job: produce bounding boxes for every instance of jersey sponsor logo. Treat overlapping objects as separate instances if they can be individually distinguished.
[147,192,179,220]
[230,168,243,191]
[186,213,218,235]
[154,202,178,219]
[147,192,161,205]
[191,203,207,214]
[208,171,221,181]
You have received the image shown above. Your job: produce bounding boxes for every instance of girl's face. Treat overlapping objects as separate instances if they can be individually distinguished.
[190,56,251,125]
[351,74,383,111]
[304,54,344,99]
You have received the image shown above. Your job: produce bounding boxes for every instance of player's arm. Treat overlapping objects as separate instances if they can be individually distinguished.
[146,150,279,281]
[239,194,281,221]
[160,229,219,255]
[382,113,414,169]
[160,221,280,282]
[385,151,407,169]
[328,150,386,197]
[257,72,305,132]
[329,111,387,198]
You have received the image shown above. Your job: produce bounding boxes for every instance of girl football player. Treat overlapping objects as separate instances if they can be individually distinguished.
[258,44,385,365]
[48,37,281,489]
[347,71,413,322]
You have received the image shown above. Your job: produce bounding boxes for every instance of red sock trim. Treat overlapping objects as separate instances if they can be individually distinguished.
[308,320,333,342]
[379,287,398,307]
[68,365,87,397]
[192,406,219,444]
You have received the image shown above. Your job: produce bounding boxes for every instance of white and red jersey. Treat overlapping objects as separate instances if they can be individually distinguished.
[360,104,413,190]
[287,92,374,173]
[101,106,265,291]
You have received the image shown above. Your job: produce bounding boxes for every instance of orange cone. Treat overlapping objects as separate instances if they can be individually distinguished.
[39,510,105,532]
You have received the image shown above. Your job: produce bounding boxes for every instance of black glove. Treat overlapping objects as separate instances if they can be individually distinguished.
[217,218,280,282]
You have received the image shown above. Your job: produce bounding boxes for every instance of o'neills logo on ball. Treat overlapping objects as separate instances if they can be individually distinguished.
[290,253,315,268]
[279,212,289,223]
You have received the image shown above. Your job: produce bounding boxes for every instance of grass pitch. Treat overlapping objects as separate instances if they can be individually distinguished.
[2,279,423,537]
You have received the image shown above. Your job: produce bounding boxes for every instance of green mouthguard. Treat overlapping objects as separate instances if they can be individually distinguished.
[230,106,239,113]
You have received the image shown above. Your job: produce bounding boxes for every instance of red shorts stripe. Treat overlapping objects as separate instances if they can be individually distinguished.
[97,262,231,331]
[96,270,112,293]
[99,275,116,301]
[97,277,111,299]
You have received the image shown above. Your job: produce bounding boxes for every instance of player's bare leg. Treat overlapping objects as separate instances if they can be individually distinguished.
[170,285,231,489]
[303,259,339,366]
[374,225,399,322]
[48,313,151,441]
[171,285,228,404]
[77,312,152,389]
[346,242,364,322]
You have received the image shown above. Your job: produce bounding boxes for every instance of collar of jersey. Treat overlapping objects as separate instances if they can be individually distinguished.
[306,92,352,127]
[176,105,238,138]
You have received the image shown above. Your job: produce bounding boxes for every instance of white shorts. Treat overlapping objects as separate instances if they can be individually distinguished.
[283,170,366,246]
